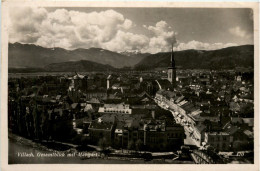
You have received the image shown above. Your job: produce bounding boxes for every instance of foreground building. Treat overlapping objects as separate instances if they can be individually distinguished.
[88,111,185,151]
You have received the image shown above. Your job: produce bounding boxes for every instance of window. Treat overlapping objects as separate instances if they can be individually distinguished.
[223,136,227,141]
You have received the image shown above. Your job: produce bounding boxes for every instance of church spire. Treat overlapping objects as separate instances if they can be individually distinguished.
[170,39,175,69]
[167,36,177,86]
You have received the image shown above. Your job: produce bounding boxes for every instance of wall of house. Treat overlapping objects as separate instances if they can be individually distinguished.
[205,133,230,151]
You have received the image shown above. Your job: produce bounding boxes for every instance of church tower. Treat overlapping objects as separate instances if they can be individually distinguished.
[167,42,176,86]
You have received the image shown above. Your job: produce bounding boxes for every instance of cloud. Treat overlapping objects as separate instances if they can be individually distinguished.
[9,7,135,50]
[229,26,250,38]
[119,19,134,30]
[9,7,239,53]
[9,7,48,43]
[143,20,176,53]
[104,30,149,52]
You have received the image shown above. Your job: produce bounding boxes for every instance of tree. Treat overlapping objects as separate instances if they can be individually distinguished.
[32,104,40,140]
[25,106,33,138]
[98,137,108,151]
[135,139,143,153]
[40,107,49,140]
[127,140,135,152]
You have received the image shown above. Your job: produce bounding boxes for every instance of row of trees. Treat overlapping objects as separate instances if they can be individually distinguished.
[8,98,76,142]
[127,139,143,152]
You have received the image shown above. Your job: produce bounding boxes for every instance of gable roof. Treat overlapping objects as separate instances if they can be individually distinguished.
[224,124,238,135]
[89,121,113,130]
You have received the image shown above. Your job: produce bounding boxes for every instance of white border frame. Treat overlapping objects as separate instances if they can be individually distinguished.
[1,1,259,171]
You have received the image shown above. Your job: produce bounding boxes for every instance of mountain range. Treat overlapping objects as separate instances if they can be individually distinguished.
[8,43,148,68]
[8,43,254,72]
[135,45,254,70]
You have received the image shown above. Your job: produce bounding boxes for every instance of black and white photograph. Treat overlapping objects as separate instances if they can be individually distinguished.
[1,1,259,170]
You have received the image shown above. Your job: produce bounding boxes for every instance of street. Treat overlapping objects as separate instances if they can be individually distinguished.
[154,99,200,147]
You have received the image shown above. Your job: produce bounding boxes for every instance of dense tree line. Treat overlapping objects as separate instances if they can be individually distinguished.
[8,97,76,142]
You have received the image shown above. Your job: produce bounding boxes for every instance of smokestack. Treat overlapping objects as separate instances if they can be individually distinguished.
[151,110,155,119]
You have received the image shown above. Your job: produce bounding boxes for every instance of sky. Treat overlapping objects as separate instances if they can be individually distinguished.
[8,7,254,53]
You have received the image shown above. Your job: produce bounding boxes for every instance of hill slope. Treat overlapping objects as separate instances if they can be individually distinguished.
[135,45,254,70]
[44,60,115,72]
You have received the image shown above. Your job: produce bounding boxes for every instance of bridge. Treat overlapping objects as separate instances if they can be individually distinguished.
[190,150,215,164]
